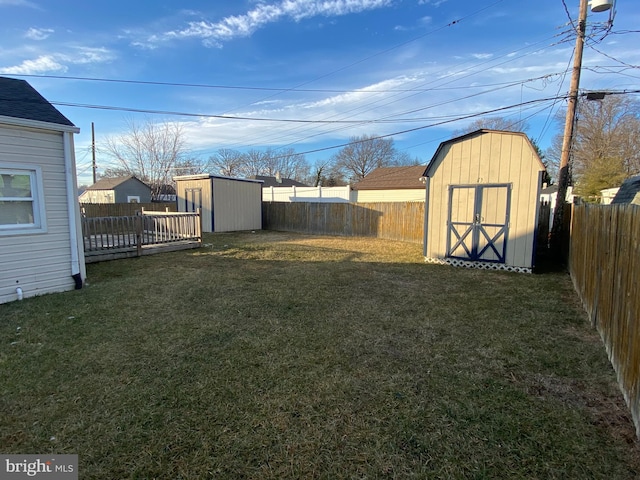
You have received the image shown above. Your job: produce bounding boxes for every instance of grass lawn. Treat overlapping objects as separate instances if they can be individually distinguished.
[1,231,638,479]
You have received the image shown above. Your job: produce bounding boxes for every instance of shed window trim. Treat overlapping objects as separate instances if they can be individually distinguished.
[0,164,47,236]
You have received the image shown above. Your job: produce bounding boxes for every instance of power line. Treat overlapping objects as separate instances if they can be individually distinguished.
[266,96,565,160]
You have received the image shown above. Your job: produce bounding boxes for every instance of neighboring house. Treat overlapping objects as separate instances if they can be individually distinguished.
[422,129,546,273]
[539,183,574,226]
[600,187,620,205]
[0,76,85,304]
[351,165,427,202]
[174,174,262,232]
[79,175,152,203]
[250,175,308,188]
[611,175,640,205]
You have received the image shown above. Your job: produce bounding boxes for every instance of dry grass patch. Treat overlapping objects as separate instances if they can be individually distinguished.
[1,231,638,478]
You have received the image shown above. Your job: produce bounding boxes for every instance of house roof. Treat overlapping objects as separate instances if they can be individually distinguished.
[86,175,150,191]
[540,184,558,195]
[351,165,427,190]
[0,76,75,127]
[611,175,640,205]
[250,175,308,187]
[424,129,546,177]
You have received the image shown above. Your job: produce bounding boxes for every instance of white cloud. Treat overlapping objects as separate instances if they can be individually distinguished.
[25,27,54,40]
[472,53,493,60]
[0,47,115,75]
[0,0,39,8]
[163,0,393,46]
[418,0,448,6]
[0,55,66,74]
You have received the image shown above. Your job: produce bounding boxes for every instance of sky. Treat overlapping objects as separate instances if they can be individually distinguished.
[1,0,639,185]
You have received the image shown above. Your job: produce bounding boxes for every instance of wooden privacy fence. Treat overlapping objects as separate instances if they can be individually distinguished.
[82,210,202,263]
[81,202,176,217]
[262,201,425,243]
[569,204,640,437]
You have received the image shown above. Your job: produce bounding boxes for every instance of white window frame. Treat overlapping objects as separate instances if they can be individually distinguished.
[0,163,47,236]
[127,195,141,203]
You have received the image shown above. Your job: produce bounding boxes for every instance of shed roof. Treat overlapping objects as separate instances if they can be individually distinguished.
[86,175,150,191]
[352,165,427,190]
[174,174,263,184]
[424,129,546,177]
[0,76,75,127]
[611,175,640,205]
[250,175,308,187]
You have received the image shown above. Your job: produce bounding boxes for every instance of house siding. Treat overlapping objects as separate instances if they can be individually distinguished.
[79,189,115,203]
[0,124,75,303]
[212,177,262,232]
[425,131,543,270]
[113,178,152,203]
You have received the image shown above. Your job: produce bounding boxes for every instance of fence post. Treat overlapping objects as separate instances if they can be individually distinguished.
[196,208,202,241]
[136,211,143,257]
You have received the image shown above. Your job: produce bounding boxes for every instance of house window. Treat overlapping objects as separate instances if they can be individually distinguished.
[0,165,47,235]
[127,196,141,203]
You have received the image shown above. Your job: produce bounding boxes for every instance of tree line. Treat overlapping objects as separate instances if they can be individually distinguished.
[97,120,419,197]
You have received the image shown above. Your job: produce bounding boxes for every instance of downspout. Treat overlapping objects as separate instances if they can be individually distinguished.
[63,131,85,289]
[422,176,430,258]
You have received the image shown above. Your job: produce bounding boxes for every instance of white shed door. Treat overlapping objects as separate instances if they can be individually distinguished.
[447,184,511,263]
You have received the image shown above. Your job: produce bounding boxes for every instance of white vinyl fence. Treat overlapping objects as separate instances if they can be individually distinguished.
[263,185,352,203]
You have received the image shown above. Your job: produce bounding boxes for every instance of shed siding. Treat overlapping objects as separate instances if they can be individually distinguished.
[425,131,543,269]
[212,178,262,232]
[352,189,425,203]
[176,178,213,232]
[0,125,75,303]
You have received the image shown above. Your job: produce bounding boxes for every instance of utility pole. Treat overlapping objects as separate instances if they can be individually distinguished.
[91,122,97,184]
[549,0,612,259]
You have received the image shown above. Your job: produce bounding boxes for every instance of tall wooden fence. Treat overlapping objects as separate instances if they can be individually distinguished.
[81,203,176,217]
[262,201,425,243]
[569,204,640,437]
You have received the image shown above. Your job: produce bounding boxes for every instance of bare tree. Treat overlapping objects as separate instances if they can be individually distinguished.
[262,148,310,181]
[546,96,640,198]
[331,134,400,182]
[238,149,269,178]
[174,157,206,176]
[102,118,190,199]
[207,148,245,177]
[454,116,530,136]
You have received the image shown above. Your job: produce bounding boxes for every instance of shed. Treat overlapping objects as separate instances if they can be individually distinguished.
[611,175,640,205]
[351,165,427,202]
[422,129,546,273]
[79,175,152,203]
[174,174,262,232]
[0,77,85,303]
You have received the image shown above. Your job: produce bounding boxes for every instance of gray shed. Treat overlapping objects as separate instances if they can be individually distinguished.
[422,129,546,273]
[79,175,152,203]
[174,174,262,232]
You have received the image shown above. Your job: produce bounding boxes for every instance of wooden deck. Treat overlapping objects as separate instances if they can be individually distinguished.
[82,211,201,263]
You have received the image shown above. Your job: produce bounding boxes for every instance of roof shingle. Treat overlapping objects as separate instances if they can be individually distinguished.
[0,76,75,127]
[351,165,427,190]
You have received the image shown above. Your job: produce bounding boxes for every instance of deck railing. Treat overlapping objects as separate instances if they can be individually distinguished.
[82,210,201,260]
